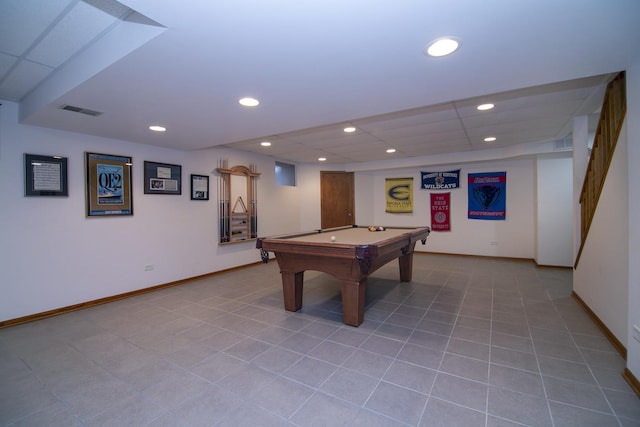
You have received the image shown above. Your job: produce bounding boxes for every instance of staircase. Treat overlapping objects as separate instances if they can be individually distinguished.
[575,71,627,267]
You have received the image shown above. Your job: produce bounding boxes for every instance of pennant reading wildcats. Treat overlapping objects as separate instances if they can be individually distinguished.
[468,172,506,220]
[421,169,460,190]
[385,177,413,213]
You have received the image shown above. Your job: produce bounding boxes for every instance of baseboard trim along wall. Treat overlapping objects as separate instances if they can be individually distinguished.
[571,291,627,359]
[623,368,640,397]
[3,253,538,328]
[0,254,575,328]
[0,261,263,329]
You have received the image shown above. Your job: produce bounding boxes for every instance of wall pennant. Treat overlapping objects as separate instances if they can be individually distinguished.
[430,192,451,231]
[385,177,413,213]
[421,169,460,190]
[468,172,506,220]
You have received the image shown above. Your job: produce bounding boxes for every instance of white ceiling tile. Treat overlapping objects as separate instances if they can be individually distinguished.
[387,129,470,146]
[325,141,389,154]
[27,1,119,68]
[0,53,18,82]
[299,134,380,149]
[0,0,72,56]
[460,100,584,130]
[357,107,459,132]
[466,116,569,137]
[372,119,463,140]
[0,60,53,101]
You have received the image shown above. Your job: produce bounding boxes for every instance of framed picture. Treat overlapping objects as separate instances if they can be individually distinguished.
[24,153,68,196]
[144,161,182,195]
[85,152,133,217]
[191,174,209,200]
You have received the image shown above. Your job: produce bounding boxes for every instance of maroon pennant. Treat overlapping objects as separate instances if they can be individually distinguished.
[430,192,451,231]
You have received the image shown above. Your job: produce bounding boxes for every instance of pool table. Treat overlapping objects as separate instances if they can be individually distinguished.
[257,225,430,326]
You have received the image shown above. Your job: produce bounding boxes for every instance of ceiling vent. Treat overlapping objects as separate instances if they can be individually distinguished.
[553,137,573,151]
[59,105,103,117]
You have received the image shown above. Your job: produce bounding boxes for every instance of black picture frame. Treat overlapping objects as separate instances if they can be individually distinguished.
[191,174,209,200]
[24,153,68,197]
[144,161,182,195]
[85,152,133,217]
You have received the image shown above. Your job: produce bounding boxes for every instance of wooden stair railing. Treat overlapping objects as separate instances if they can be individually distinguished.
[575,71,626,267]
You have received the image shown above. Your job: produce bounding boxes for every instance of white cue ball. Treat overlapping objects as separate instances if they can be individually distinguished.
[330,235,336,242]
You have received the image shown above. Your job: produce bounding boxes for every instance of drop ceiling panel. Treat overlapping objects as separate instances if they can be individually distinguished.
[0,60,52,100]
[0,0,72,56]
[0,53,17,79]
[27,1,119,68]
[298,134,380,149]
[402,144,474,157]
[460,102,584,131]
[357,107,459,132]
[261,144,310,156]
[398,136,471,149]
[389,129,470,146]
[467,116,569,138]
[371,119,464,140]
[290,150,346,163]
[324,140,389,154]
[453,75,607,110]
[276,126,351,143]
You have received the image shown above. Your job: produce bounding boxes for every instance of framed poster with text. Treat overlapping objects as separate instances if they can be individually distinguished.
[24,153,68,196]
[144,161,182,195]
[85,152,133,217]
[190,174,209,200]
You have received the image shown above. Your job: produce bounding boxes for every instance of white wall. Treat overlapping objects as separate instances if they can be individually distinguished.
[0,101,299,321]
[626,62,640,379]
[361,159,536,259]
[354,171,375,226]
[297,164,322,231]
[536,154,574,267]
[573,123,629,345]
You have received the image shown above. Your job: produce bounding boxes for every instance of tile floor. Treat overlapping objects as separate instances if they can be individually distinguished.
[1,254,639,426]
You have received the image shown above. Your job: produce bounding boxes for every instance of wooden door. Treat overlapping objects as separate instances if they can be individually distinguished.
[321,171,355,229]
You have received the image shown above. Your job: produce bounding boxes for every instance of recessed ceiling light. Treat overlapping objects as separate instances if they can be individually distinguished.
[343,126,356,133]
[477,103,495,111]
[386,148,396,153]
[425,38,459,57]
[484,136,497,142]
[318,157,327,162]
[260,141,271,147]
[239,97,259,107]
[149,125,166,132]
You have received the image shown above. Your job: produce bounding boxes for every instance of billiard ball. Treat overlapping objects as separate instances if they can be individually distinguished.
[330,236,336,242]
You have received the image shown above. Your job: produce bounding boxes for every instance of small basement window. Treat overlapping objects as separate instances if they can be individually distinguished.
[275,161,296,186]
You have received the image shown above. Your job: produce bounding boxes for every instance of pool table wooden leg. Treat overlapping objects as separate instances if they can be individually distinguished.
[282,271,304,312]
[341,279,366,326]
[398,251,414,282]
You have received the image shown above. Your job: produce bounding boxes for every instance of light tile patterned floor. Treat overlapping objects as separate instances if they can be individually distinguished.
[1,254,639,426]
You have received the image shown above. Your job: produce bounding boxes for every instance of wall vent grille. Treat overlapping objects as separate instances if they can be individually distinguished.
[59,105,103,117]
[554,137,573,151]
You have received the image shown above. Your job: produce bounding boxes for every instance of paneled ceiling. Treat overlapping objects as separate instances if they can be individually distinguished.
[1,0,639,166]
